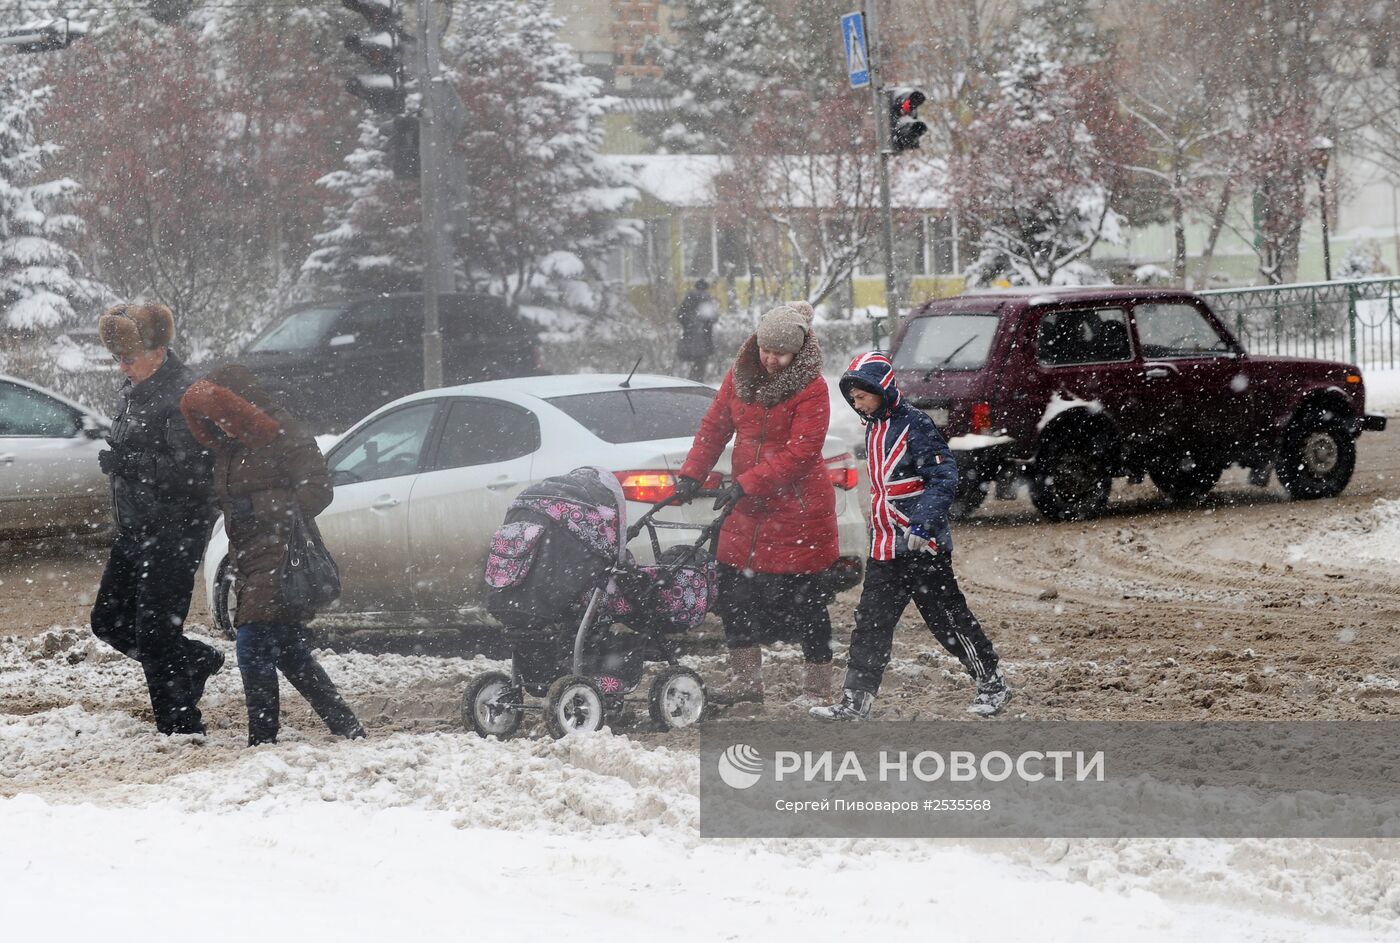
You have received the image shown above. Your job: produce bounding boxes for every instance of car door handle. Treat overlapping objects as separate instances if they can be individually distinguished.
[0,453,13,464]
[1145,366,1174,379]
[370,496,401,510]
[486,477,519,491]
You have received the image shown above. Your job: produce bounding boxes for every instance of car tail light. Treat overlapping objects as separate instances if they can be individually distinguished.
[615,470,722,503]
[531,346,547,374]
[826,453,859,490]
[969,402,992,435]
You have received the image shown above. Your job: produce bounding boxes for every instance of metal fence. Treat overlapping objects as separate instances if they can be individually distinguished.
[858,277,1400,369]
[1200,276,1400,369]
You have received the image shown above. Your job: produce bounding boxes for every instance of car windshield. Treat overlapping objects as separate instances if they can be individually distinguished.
[546,387,715,443]
[245,307,344,354]
[893,314,999,371]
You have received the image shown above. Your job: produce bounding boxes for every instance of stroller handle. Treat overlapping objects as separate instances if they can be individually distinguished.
[626,489,729,541]
[625,489,737,562]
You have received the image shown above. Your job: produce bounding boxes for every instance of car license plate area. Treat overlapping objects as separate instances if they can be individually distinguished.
[922,407,949,427]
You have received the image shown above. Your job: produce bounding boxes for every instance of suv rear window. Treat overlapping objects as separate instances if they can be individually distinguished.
[894,314,999,371]
[547,387,715,443]
[246,307,344,353]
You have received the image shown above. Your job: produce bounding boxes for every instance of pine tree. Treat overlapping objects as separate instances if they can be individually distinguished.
[448,0,636,307]
[953,36,1124,286]
[301,116,420,294]
[0,58,103,332]
[638,0,788,153]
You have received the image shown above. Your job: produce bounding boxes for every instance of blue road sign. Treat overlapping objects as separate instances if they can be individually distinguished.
[841,12,870,89]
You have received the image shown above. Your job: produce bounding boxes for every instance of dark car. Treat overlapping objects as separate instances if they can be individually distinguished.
[889,287,1388,521]
[239,293,542,432]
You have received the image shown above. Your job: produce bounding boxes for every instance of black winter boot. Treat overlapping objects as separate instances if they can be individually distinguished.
[241,668,280,745]
[141,659,178,734]
[184,639,225,706]
[279,652,364,739]
[144,658,206,735]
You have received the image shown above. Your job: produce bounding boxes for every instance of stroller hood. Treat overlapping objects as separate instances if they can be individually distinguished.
[512,466,627,563]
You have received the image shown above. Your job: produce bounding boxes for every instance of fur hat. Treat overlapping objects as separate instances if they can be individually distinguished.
[98,303,175,357]
[756,301,815,355]
[180,365,283,449]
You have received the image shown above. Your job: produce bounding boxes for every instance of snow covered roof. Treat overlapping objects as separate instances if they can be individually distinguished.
[602,154,948,211]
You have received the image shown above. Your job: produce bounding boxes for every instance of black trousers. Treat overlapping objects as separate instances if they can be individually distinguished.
[715,564,833,664]
[844,550,998,695]
[91,524,216,733]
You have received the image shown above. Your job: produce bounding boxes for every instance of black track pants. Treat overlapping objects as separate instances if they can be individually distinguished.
[843,550,998,695]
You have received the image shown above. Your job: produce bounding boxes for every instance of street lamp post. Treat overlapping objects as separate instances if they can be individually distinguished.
[1312,136,1333,281]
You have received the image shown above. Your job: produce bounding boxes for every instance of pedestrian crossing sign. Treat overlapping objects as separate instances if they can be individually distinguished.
[841,12,870,89]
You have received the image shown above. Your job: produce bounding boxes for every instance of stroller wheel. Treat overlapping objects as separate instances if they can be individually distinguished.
[463,671,524,739]
[545,675,607,738]
[649,667,707,730]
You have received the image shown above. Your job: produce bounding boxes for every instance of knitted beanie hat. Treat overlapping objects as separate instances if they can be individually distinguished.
[756,301,815,354]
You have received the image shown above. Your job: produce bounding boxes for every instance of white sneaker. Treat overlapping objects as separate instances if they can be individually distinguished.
[810,688,873,721]
[968,671,1010,716]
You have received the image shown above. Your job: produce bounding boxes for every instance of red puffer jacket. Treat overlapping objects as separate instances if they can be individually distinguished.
[680,332,839,574]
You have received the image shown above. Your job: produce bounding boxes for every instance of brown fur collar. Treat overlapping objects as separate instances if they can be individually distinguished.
[180,370,283,449]
[730,330,824,406]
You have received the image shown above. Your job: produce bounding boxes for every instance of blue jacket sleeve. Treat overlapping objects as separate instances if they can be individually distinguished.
[908,414,958,527]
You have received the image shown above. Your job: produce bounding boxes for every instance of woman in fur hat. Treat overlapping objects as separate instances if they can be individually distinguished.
[675,301,840,707]
[180,365,364,746]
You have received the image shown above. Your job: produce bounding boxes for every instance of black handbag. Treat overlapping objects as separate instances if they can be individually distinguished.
[279,506,341,610]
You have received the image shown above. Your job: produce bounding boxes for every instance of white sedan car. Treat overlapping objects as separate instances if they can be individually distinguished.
[203,373,866,638]
[0,374,110,537]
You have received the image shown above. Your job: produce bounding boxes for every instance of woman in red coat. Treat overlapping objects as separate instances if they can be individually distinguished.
[676,301,839,706]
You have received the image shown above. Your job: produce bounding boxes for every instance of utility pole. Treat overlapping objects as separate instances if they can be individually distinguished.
[862,0,901,345]
[411,0,447,389]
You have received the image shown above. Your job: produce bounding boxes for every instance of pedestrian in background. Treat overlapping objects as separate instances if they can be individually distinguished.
[91,302,223,735]
[676,301,839,707]
[675,279,719,382]
[180,365,364,746]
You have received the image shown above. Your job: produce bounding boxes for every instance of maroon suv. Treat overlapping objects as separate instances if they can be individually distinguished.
[889,287,1388,521]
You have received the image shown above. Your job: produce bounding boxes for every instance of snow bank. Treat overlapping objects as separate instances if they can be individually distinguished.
[1288,499,1400,571]
[3,629,1399,939]
[1363,367,1400,416]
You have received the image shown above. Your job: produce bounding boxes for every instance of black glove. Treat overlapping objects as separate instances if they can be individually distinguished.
[673,476,701,504]
[712,481,745,511]
[98,448,148,479]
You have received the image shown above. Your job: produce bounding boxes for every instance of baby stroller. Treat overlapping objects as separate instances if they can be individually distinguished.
[464,466,733,738]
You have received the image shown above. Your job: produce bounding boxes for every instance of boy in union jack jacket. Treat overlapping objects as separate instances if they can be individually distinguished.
[811,353,1009,720]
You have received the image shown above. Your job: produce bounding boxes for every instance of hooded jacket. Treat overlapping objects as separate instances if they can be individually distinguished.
[180,365,334,625]
[839,352,958,559]
[679,331,839,574]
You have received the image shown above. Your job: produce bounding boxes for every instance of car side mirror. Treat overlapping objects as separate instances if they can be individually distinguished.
[80,415,106,440]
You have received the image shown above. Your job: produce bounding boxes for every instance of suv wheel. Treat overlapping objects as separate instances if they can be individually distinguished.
[1149,454,1223,504]
[1030,435,1111,521]
[949,474,989,520]
[1276,409,1355,500]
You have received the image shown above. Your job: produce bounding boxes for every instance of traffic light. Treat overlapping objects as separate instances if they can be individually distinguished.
[887,88,928,153]
[343,0,410,114]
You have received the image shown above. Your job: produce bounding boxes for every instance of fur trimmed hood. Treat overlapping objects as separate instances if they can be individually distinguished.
[180,364,284,449]
[730,329,824,407]
[99,303,175,356]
